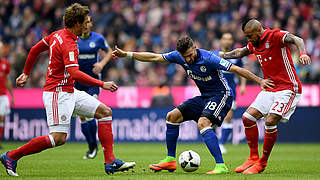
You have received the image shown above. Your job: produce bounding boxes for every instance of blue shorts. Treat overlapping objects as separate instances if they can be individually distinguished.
[74,83,100,97]
[177,93,233,127]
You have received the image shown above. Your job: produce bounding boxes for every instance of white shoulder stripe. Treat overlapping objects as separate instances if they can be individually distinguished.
[65,64,79,68]
[42,39,49,46]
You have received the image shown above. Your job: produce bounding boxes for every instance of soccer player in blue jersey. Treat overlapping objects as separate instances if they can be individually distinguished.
[75,16,112,159]
[214,33,247,154]
[112,36,273,174]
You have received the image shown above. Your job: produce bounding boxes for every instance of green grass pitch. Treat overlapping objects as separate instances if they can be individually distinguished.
[0,142,319,180]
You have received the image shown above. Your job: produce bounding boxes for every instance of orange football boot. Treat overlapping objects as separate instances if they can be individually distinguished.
[242,161,267,174]
[234,156,259,173]
[149,156,177,172]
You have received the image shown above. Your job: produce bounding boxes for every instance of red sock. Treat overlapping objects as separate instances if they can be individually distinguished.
[243,115,259,159]
[98,117,115,164]
[7,135,53,160]
[260,126,277,164]
[0,125,4,143]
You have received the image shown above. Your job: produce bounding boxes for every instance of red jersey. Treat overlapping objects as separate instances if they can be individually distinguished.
[42,28,80,92]
[0,58,10,95]
[246,28,302,93]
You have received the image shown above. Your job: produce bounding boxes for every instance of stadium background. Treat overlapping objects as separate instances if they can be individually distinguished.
[1,0,319,143]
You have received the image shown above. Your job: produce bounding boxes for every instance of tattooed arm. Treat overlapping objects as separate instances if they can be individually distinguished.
[219,47,252,59]
[284,33,310,65]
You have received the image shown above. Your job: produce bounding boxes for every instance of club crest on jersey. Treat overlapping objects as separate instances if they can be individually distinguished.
[265,42,270,48]
[89,42,96,48]
[1,64,6,70]
[200,66,206,72]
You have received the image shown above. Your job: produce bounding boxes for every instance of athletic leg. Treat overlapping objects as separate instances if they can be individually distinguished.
[149,108,183,172]
[234,107,263,173]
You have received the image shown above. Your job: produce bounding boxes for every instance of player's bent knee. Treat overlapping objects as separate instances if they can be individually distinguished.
[265,113,282,126]
[197,117,211,130]
[95,104,112,119]
[166,109,182,123]
[51,132,67,146]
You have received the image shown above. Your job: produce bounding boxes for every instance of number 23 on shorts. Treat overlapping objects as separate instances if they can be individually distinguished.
[272,101,285,113]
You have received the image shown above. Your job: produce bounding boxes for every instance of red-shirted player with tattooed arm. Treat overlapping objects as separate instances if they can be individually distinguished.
[0,3,135,177]
[0,41,14,149]
[219,19,311,174]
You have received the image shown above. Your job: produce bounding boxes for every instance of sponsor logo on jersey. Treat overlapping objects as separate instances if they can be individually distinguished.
[69,51,75,61]
[187,70,212,81]
[79,54,95,59]
[219,59,230,68]
[89,42,96,48]
[1,64,6,70]
[200,66,206,72]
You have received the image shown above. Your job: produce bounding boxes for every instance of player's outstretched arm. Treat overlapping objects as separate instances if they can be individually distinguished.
[17,40,49,87]
[219,47,251,59]
[228,64,274,90]
[112,46,168,63]
[67,66,118,92]
[284,33,311,65]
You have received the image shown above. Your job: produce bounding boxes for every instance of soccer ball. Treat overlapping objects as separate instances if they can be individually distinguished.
[178,150,201,172]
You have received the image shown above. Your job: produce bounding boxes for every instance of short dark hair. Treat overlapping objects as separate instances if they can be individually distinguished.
[63,3,90,28]
[242,18,253,31]
[176,36,194,54]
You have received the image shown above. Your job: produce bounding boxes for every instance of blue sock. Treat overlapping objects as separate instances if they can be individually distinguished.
[166,122,180,158]
[201,127,224,164]
[87,119,97,145]
[81,121,93,148]
[220,128,232,145]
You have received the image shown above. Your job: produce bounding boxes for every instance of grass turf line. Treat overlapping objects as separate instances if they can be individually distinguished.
[0,142,319,180]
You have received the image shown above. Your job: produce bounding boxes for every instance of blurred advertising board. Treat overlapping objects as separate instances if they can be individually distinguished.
[3,107,320,142]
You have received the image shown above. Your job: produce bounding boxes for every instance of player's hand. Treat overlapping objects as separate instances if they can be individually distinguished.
[299,54,311,65]
[259,78,274,90]
[16,73,29,87]
[102,81,118,92]
[112,46,127,58]
[92,62,103,74]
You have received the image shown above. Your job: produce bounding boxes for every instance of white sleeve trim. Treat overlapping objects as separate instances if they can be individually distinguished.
[42,39,49,46]
[162,54,169,61]
[65,64,79,68]
[282,33,288,44]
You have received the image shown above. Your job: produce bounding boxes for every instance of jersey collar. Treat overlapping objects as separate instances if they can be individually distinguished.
[260,28,270,41]
[64,28,79,41]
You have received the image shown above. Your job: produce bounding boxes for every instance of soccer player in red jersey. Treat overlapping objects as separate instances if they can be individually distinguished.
[219,19,311,174]
[0,3,135,176]
[0,41,14,149]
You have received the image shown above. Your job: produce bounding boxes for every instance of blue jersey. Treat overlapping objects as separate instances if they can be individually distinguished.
[77,32,109,80]
[163,49,233,97]
[213,50,243,99]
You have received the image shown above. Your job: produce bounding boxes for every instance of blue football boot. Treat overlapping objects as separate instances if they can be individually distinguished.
[0,152,19,176]
[104,158,136,174]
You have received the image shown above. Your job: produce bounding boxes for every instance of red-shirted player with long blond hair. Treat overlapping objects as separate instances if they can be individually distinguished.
[219,19,311,174]
[0,3,135,177]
